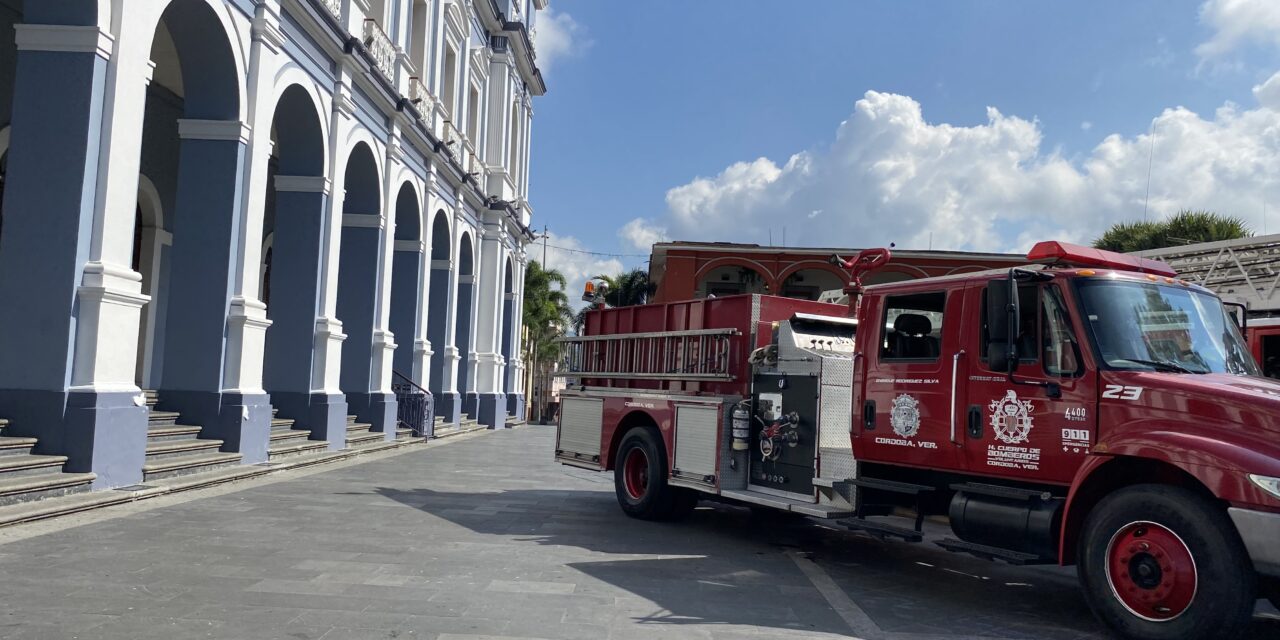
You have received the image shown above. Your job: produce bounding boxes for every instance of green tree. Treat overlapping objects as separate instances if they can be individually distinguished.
[596,268,654,307]
[522,260,574,368]
[1093,210,1252,252]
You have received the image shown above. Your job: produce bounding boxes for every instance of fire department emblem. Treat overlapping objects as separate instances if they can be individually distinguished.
[989,390,1034,444]
[890,393,921,438]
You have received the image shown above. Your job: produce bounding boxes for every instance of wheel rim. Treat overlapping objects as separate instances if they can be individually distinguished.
[622,447,649,501]
[1104,520,1198,622]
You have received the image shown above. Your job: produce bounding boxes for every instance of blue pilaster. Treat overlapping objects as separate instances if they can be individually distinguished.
[389,249,422,377]
[426,267,458,425]
[336,223,384,433]
[0,34,148,487]
[455,281,476,418]
[158,128,269,464]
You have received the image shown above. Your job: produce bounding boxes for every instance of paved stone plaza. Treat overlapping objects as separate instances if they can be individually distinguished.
[0,425,1274,640]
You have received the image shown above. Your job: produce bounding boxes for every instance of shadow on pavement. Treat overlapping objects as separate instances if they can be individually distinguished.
[373,485,1280,639]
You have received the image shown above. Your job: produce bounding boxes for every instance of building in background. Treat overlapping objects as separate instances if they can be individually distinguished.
[0,0,545,501]
[648,241,1025,303]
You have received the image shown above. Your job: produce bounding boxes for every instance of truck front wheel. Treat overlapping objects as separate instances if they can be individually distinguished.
[1078,484,1255,640]
[614,426,696,521]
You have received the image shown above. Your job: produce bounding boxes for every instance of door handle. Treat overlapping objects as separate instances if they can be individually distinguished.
[967,405,982,439]
[863,400,876,431]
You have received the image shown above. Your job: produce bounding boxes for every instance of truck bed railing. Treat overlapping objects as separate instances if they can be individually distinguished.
[555,328,740,381]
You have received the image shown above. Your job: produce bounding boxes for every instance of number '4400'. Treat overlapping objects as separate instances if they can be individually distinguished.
[1101,385,1144,401]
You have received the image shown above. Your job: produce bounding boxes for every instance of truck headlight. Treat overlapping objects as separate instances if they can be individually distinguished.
[1249,474,1280,501]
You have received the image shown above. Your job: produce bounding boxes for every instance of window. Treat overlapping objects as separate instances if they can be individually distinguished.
[1041,286,1082,377]
[442,46,458,117]
[881,292,945,361]
[979,283,1083,377]
[980,284,1038,365]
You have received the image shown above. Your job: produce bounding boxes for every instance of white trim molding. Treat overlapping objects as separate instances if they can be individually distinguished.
[14,25,114,59]
[342,213,384,228]
[275,175,332,194]
[394,239,424,252]
[178,119,252,144]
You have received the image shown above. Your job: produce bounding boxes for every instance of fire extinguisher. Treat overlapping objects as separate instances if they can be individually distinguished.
[732,402,751,451]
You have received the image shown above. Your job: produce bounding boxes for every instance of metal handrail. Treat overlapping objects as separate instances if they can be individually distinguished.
[391,370,430,437]
[392,370,428,393]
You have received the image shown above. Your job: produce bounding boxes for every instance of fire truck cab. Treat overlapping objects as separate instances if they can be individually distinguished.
[554,241,1280,640]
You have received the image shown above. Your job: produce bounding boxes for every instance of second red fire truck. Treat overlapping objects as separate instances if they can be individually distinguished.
[554,241,1280,640]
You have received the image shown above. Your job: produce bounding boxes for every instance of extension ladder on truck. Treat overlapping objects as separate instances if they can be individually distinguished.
[556,328,739,381]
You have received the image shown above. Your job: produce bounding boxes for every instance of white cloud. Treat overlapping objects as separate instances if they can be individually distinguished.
[618,218,667,253]
[534,232,623,309]
[1196,0,1280,61]
[627,87,1280,254]
[532,6,588,73]
[1080,121,1093,131]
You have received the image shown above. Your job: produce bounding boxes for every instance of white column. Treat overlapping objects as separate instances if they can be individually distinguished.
[473,218,507,397]
[369,130,403,395]
[411,185,438,387]
[223,0,286,394]
[440,215,462,395]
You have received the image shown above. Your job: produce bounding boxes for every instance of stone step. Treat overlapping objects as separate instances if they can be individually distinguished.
[505,419,527,428]
[0,436,39,457]
[147,411,182,427]
[272,407,279,417]
[143,451,242,482]
[346,430,384,446]
[270,417,295,430]
[269,429,313,444]
[0,418,8,434]
[433,422,487,439]
[347,414,357,425]
[0,472,96,507]
[144,439,224,462]
[0,454,69,479]
[267,439,328,461]
[347,422,373,434]
[145,425,203,442]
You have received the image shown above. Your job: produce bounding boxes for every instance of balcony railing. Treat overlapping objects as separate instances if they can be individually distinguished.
[362,19,396,81]
[408,77,435,120]
[319,0,342,18]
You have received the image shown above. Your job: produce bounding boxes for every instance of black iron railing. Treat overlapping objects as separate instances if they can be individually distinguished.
[392,370,432,437]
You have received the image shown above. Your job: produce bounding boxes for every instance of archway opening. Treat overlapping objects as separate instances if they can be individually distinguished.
[780,268,845,301]
[695,264,770,297]
[388,183,423,379]
[142,0,244,411]
[455,233,476,419]
[500,257,516,418]
[260,84,328,426]
[334,142,383,422]
[426,211,455,421]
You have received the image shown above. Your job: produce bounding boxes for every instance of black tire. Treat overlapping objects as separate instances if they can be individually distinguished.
[1263,578,1280,612]
[613,426,693,521]
[1077,484,1255,640]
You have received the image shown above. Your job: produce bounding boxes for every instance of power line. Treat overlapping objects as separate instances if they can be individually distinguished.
[541,243,650,259]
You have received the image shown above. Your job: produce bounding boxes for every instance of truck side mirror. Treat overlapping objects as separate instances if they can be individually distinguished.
[986,273,1020,374]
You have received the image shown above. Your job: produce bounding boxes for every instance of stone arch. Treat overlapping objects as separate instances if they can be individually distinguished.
[261,81,332,431]
[133,174,167,386]
[335,141,385,425]
[389,182,424,377]
[454,231,477,418]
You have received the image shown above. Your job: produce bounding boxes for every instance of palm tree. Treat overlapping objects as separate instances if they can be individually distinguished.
[596,269,654,307]
[521,261,573,422]
[1093,210,1252,252]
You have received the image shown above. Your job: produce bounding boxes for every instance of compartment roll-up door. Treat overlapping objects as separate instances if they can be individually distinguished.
[557,398,604,462]
[674,404,720,485]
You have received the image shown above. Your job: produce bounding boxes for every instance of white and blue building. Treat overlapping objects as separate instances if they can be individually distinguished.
[0,0,542,493]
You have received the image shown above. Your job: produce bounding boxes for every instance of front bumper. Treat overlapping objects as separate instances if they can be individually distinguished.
[1228,507,1280,578]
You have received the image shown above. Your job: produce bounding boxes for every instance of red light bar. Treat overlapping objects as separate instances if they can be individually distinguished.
[1026,240,1177,277]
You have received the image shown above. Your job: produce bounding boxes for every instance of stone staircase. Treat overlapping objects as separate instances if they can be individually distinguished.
[345,414,385,448]
[0,417,96,506]
[432,414,488,438]
[143,390,242,481]
[267,409,327,461]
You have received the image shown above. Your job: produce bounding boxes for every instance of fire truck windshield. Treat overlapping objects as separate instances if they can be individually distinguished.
[1075,279,1259,376]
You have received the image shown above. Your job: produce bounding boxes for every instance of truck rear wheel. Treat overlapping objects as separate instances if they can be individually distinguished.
[1078,484,1254,640]
[614,426,696,521]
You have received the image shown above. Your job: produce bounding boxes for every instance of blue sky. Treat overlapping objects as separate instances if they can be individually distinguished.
[528,0,1280,287]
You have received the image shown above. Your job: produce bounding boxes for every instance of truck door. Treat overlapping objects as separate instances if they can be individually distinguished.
[960,280,1096,484]
[858,287,967,472]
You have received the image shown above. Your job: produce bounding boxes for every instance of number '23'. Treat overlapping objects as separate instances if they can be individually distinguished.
[1102,385,1144,401]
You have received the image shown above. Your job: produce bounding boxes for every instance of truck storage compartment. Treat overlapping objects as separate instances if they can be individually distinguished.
[556,397,604,463]
[672,404,721,487]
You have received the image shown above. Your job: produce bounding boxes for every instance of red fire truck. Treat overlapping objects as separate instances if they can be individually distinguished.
[554,241,1280,639]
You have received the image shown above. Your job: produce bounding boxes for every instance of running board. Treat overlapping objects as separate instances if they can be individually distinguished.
[935,538,1053,565]
[719,490,852,519]
[838,516,924,542]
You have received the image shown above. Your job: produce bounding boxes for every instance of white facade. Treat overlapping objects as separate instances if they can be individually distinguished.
[0,0,546,489]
